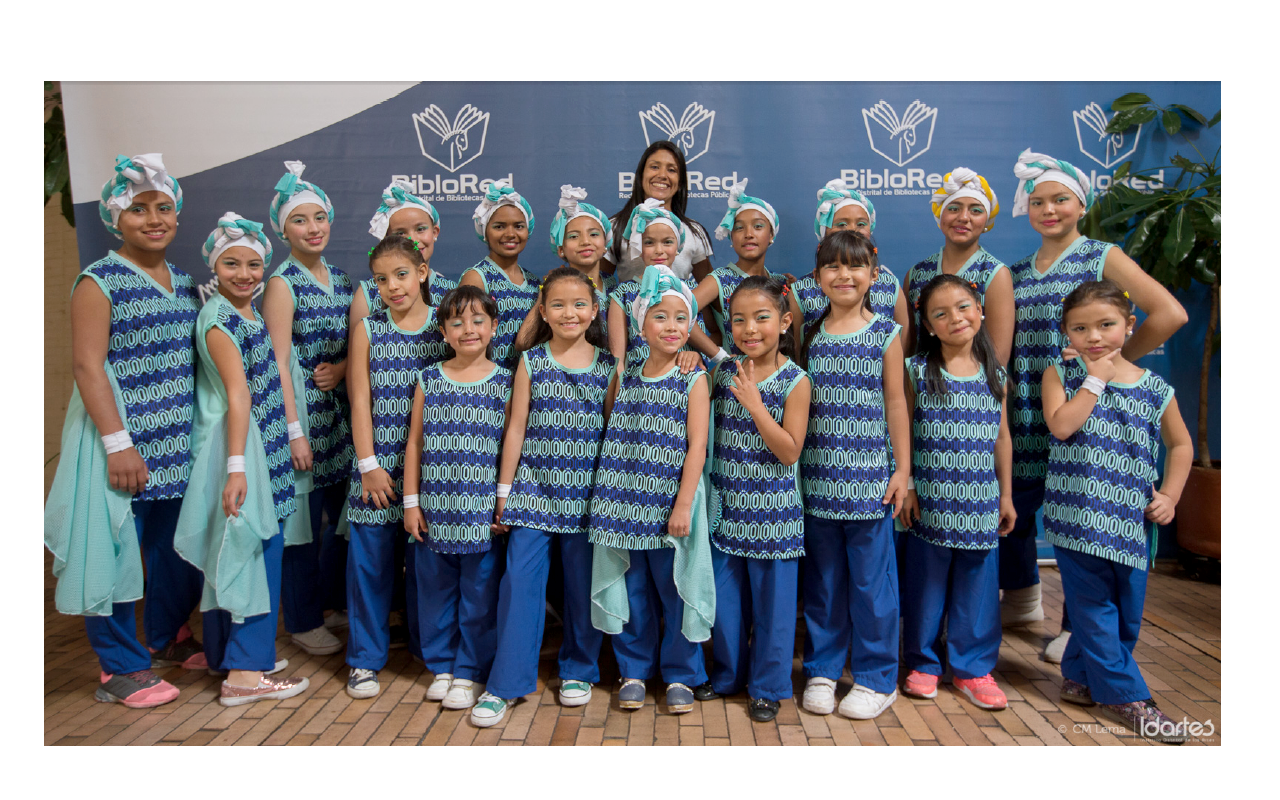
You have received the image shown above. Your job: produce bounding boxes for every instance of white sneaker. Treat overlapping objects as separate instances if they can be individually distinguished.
[1043,630,1071,664]
[442,679,484,710]
[346,668,379,700]
[426,672,453,701]
[801,677,837,715]
[323,611,348,631]
[1000,584,1045,626]
[558,679,592,707]
[292,625,344,655]
[471,692,509,727]
[837,685,898,720]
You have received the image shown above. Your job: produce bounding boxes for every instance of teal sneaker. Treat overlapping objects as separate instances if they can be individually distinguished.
[471,692,510,728]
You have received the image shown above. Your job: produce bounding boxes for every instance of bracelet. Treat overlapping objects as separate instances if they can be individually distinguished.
[357,456,380,474]
[710,348,731,367]
[1081,375,1108,397]
[101,430,134,454]
[403,494,420,509]
[227,456,246,473]
[907,477,915,491]
[496,483,512,499]
[287,421,304,441]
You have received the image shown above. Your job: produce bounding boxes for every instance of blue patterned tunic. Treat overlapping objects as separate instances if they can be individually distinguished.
[800,314,901,520]
[609,277,713,369]
[360,270,457,317]
[904,247,1008,331]
[210,300,296,521]
[1043,359,1172,571]
[75,254,200,502]
[501,344,616,535]
[347,307,446,525]
[1008,237,1113,480]
[272,258,355,486]
[906,355,1006,550]
[792,265,901,342]
[710,358,808,559]
[461,259,540,371]
[588,363,707,550]
[417,362,511,554]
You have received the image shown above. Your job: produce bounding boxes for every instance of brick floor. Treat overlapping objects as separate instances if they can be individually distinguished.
[44,553,1220,745]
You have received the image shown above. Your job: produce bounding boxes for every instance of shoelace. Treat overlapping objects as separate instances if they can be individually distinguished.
[122,669,160,687]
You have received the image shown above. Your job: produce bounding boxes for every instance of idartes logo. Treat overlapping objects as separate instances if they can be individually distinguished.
[1074,101,1142,169]
[639,102,715,164]
[413,104,490,173]
[862,100,937,167]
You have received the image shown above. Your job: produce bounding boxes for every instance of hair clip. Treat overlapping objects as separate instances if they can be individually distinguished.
[367,246,376,256]
[781,284,790,298]
[969,281,978,290]
[1123,291,1130,299]
[411,240,422,251]
[872,246,878,254]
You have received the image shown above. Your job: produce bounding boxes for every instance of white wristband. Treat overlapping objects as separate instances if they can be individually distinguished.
[287,421,304,441]
[496,483,512,499]
[403,494,419,509]
[907,477,915,491]
[101,430,134,454]
[710,348,731,367]
[1081,376,1108,397]
[227,456,246,473]
[357,456,380,474]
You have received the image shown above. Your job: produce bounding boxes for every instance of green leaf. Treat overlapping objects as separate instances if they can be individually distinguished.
[1128,209,1165,256]
[44,149,64,201]
[1113,161,1131,181]
[1098,192,1172,226]
[60,188,76,228]
[1133,107,1158,125]
[1188,200,1221,238]
[1162,207,1195,266]
[1170,104,1208,126]
[1192,250,1217,284]
[1105,108,1139,133]
[1170,155,1206,174]
[1111,93,1152,111]
[1162,109,1182,135]
[1208,110,1221,127]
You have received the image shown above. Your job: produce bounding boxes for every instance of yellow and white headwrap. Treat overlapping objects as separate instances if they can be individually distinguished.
[929,167,999,232]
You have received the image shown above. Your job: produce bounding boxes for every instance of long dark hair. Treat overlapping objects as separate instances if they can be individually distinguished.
[914,274,1004,401]
[609,141,712,264]
[1062,278,1133,323]
[368,233,431,304]
[800,230,880,359]
[521,266,608,351]
[436,284,500,359]
[727,275,797,366]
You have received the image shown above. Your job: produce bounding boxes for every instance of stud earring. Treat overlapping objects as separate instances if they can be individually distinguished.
[981,314,986,320]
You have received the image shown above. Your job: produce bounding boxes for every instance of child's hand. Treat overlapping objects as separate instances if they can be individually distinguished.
[782,272,798,284]
[675,350,702,374]
[900,489,920,528]
[1061,346,1080,361]
[998,494,1017,536]
[667,502,693,538]
[312,362,339,392]
[404,507,425,542]
[883,471,909,519]
[1083,349,1120,384]
[107,448,150,495]
[1145,486,1177,526]
[222,473,248,518]
[361,467,398,509]
[491,496,510,534]
[290,436,314,471]
[728,359,765,414]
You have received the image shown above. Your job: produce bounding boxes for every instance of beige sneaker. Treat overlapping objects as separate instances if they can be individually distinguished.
[291,625,343,655]
[1000,584,1044,626]
[220,674,309,707]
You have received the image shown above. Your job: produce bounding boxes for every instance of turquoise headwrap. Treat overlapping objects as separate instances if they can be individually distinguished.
[630,264,697,330]
[814,178,876,238]
[714,178,779,241]
[472,179,535,241]
[98,154,183,240]
[549,185,612,252]
[623,198,686,263]
[268,161,334,238]
[369,178,439,239]
[1011,149,1095,217]
[202,212,273,269]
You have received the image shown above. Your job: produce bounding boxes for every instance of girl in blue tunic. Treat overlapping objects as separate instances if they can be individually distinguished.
[403,286,511,711]
[45,153,204,708]
[174,212,310,707]
[343,236,450,701]
[262,160,348,658]
[458,179,540,372]
[797,231,909,721]
[1041,280,1191,743]
[707,275,811,723]
[899,274,1016,712]
[471,267,618,728]
[1001,151,1188,663]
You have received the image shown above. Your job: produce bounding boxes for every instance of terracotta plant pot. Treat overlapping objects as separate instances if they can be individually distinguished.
[1176,463,1221,559]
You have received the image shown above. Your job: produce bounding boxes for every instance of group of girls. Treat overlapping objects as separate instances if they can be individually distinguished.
[45,141,1193,743]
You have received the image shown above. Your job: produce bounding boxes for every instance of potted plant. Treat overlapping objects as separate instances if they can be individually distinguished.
[1081,92,1220,580]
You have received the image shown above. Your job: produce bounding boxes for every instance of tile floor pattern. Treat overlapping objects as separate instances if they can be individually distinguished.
[44,554,1220,746]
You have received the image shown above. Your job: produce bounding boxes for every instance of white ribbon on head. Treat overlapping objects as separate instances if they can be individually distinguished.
[715,178,779,241]
[1011,149,1090,218]
[205,212,270,269]
[815,178,874,237]
[104,153,178,226]
[558,184,593,226]
[626,198,684,263]
[472,178,532,239]
[277,160,327,225]
[368,178,438,239]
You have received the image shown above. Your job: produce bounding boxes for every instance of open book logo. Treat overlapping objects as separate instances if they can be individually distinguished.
[1074,102,1141,169]
[862,100,937,167]
[413,104,490,173]
[639,102,715,164]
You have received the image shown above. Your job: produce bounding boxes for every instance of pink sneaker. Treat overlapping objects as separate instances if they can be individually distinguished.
[903,670,939,699]
[149,624,208,670]
[954,674,1008,710]
[95,670,180,708]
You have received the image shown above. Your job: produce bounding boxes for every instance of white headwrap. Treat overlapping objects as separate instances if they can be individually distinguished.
[630,264,697,331]
[549,185,612,250]
[269,160,334,237]
[715,178,779,241]
[624,198,686,264]
[1011,149,1095,218]
[368,178,440,239]
[929,167,999,232]
[814,178,877,238]
[471,178,535,241]
[201,212,273,270]
[98,153,182,237]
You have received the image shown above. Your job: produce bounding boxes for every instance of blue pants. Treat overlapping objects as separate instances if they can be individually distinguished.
[415,540,506,682]
[202,529,284,672]
[398,531,419,657]
[346,521,405,670]
[902,535,1000,680]
[281,482,347,633]
[1054,546,1149,705]
[801,513,898,694]
[84,498,204,674]
[710,548,798,701]
[613,546,708,686]
[998,478,1044,591]
[487,528,602,699]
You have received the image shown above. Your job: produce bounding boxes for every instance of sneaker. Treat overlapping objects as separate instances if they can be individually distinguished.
[208,659,287,678]
[1059,678,1095,707]
[618,678,646,710]
[747,696,780,722]
[665,683,694,714]
[693,681,722,701]
[388,610,408,650]
[323,611,349,631]
[801,677,837,715]
[1000,584,1044,626]
[838,685,898,720]
[559,679,592,707]
[220,674,309,707]
[1099,699,1186,744]
[1043,630,1071,664]
[148,625,207,669]
[291,625,344,656]
[95,670,180,709]
[426,672,454,702]
[442,679,483,710]
[471,692,510,727]
[346,668,379,699]
[903,670,939,699]
[954,674,1008,710]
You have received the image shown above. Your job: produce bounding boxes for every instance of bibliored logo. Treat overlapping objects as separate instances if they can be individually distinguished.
[639,102,715,164]
[862,100,937,167]
[1074,101,1142,169]
[413,104,490,173]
